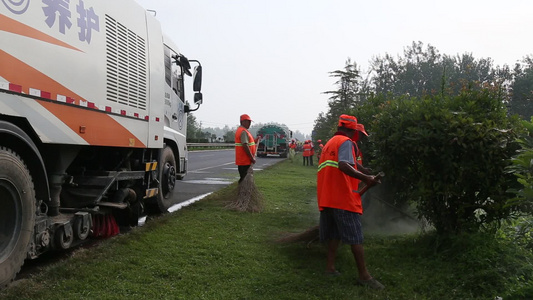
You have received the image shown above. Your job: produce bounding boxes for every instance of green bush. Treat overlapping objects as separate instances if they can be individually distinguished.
[507,118,533,214]
[505,118,533,252]
[359,89,522,235]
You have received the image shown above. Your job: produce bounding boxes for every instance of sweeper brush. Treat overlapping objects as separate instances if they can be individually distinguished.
[226,166,264,213]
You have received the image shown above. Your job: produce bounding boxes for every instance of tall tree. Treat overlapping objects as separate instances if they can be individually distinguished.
[396,41,442,96]
[510,56,533,119]
[323,58,363,116]
[315,59,365,140]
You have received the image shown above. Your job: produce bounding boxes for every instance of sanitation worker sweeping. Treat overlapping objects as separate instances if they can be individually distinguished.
[226,114,264,212]
[277,114,385,289]
[317,114,385,289]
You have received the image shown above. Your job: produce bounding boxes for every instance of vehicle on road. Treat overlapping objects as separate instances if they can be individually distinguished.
[0,0,203,287]
[255,124,292,158]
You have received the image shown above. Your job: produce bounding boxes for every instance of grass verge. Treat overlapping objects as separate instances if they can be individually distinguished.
[1,158,532,299]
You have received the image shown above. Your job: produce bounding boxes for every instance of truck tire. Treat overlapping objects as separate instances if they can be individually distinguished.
[154,146,176,213]
[0,147,36,288]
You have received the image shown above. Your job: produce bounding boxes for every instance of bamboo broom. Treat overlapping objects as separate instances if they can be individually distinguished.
[226,138,264,213]
[225,166,264,212]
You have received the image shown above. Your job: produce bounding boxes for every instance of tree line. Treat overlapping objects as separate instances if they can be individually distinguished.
[314,41,533,143]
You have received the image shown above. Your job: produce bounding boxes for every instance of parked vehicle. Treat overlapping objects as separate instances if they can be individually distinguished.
[0,0,203,287]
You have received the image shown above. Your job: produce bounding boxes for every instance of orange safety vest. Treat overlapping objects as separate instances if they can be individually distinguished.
[317,135,362,213]
[235,126,256,165]
[303,143,312,157]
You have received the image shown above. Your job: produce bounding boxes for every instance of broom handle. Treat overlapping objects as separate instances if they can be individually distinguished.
[358,171,385,196]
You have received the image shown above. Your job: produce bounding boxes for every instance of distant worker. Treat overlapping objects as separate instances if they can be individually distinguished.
[317,139,324,160]
[235,114,256,183]
[309,140,315,166]
[302,140,312,166]
[317,114,384,290]
[289,139,297,162]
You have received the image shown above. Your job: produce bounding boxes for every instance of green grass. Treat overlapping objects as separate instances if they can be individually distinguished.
[1,157,532,299]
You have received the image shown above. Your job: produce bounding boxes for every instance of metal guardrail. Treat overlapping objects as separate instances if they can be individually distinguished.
[187,143,234,148]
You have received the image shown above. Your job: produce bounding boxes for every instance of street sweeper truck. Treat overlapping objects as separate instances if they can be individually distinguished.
[0,0,203,287]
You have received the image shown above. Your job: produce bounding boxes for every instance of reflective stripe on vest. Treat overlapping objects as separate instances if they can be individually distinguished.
[317,160,338,172]
[235,142,256,146]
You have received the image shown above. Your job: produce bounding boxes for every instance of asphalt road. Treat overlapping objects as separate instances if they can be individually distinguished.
[168,149,285,212]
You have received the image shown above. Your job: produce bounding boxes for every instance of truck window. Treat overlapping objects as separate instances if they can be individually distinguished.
[164,45,184,101]
[164,46,172,87]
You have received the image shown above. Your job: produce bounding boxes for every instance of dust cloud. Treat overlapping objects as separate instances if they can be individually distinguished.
[361,180,426,235]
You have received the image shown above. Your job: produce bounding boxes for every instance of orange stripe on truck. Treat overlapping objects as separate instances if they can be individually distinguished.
[0,51,146,148]
[37,99,146,148]
[0,49,80,101]
[0,14,82,52]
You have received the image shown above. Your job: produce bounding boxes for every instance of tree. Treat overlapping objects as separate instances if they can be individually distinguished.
[509,56,533,119]
[323,58,363,116]
[368,42,510,99]
[223,130,236,143]
[369,53,400,95]
[314,59,365,143]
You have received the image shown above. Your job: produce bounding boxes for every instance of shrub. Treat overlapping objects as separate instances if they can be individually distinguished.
[506,118,533,214]
[363,89,521,235]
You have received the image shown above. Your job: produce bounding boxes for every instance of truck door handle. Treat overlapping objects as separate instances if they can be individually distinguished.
[172,113,178,120]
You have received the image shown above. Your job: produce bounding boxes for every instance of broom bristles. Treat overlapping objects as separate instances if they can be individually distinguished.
[226,166,264,212]
[274,225,319,245]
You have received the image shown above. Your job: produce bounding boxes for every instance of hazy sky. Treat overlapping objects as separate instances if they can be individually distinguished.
[135,0,532,135]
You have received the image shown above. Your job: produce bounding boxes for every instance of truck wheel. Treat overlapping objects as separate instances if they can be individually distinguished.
[154,146,176,213]
[0,147,36,288]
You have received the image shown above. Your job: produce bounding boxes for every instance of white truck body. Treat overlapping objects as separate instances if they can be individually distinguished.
[0,0,202,287]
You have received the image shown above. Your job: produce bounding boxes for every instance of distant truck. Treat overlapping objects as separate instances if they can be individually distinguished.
[0,0,203,287]
[255,124,292,158]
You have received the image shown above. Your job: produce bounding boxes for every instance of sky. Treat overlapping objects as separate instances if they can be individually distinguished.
[135,0,533,136]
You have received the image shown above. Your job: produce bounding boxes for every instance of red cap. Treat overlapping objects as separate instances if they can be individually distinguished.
[240,114,252,122]
[338,114,357,130]
[356,123,368,136]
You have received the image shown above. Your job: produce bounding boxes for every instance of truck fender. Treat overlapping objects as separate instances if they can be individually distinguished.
[0,120,50,204]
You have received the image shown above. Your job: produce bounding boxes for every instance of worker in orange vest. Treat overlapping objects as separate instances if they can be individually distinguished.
[309,140,315,166]
[289,139,297,162]
[302,140,312,166]
[317,139,324,160]
[317,114,384,290]
[235,114,256,183]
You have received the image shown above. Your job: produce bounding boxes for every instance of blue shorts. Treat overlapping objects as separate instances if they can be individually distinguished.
[319,208,363,245]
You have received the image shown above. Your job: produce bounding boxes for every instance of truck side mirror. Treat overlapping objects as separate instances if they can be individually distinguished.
[193,65,202,92]
[194,92,203,104]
